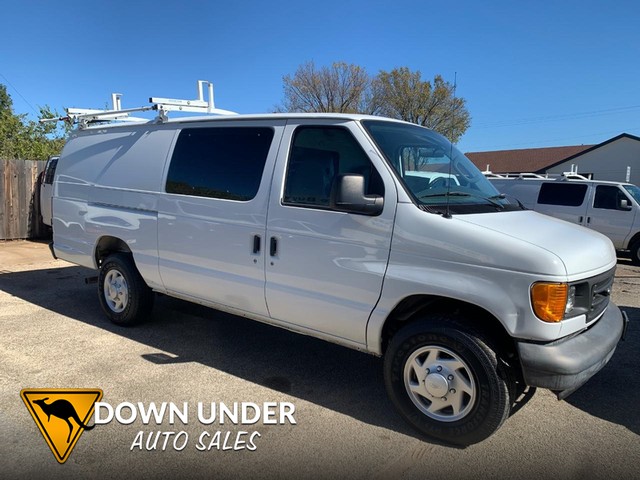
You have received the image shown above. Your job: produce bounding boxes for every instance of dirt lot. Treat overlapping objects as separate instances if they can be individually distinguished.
[0,240,638,479]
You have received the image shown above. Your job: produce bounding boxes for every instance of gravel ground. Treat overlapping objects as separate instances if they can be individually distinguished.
[0,240,638,480]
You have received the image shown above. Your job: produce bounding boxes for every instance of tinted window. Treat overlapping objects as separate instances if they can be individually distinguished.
[538,183,587,206]
[283,126,383,208]
[594,185,628,210]
[43,157,58,185]
[166,127,274,201]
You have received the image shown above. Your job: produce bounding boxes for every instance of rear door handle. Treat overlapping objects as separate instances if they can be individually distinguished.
[252,235,261,254]
[270,237,278,257]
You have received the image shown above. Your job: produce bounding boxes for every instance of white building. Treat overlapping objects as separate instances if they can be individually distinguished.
[466,133,640,185]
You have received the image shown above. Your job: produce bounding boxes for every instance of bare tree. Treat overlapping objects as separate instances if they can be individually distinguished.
[277,62,470,143]
[277,61,371,113]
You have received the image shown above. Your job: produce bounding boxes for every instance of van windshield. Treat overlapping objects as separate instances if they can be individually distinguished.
[362,120,522,214]
[623,184,640,205]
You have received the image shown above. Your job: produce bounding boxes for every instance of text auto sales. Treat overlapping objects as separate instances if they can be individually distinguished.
[94,401,296,452]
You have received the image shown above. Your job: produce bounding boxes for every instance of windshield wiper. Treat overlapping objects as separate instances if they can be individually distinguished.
[418,191,505,210]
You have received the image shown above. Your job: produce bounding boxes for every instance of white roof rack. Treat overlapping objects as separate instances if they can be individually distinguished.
[40,80,237,129]
[499,172,548,179]
[559,172,590,180]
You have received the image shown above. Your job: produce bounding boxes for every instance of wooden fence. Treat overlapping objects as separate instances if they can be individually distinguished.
[0,158,48,240]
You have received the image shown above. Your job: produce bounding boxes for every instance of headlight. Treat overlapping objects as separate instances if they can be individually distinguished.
[531,282,568,322]
[565,285,576,314]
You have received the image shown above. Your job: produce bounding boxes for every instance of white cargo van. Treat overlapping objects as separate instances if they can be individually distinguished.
[46,90,627,446]
[490,176,640,265]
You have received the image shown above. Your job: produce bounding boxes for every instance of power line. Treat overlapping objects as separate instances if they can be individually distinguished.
[473,105,640,129]
[0,72,40,116]
[467,126,640,151]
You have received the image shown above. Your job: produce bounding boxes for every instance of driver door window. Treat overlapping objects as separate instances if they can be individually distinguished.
[283,126,384,210]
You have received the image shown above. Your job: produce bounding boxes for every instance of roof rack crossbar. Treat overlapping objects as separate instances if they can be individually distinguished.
[39,80,237,129]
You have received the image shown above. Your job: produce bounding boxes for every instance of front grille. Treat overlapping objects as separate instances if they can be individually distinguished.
[568,267,615,323]
[588,273,614,322]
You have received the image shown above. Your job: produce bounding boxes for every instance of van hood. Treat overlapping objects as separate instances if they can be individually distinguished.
[458,210,617,278]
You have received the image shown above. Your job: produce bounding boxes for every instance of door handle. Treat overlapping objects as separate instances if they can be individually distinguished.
[579,216,583,223]
[270,237,278,257]
[587,216,591,224]
[252,235,261,254]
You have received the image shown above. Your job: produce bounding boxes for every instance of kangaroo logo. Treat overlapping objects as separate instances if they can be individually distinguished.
[32,397,96,443]
[21,389,103,464]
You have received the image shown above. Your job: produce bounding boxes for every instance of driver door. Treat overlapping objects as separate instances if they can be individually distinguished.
[264,121,397,346]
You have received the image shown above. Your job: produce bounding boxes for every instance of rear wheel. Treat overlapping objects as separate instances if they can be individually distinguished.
[98,253,153,326]
[384,319,512,446]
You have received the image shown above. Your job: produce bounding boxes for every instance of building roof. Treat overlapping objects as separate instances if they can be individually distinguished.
[465,145,593,173]
[465,133,640,174]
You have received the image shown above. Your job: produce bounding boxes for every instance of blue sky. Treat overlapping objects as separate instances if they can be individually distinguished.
[2,0,639,153]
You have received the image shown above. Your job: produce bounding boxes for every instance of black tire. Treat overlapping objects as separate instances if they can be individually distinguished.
[98,253,154,326]
[383,319,511,446]
[630,241,640,266]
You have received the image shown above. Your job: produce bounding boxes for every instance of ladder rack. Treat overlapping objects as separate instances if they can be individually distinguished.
[40,80,237,129]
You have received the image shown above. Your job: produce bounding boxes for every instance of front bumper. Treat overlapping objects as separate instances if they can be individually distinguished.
[517,303,628,400]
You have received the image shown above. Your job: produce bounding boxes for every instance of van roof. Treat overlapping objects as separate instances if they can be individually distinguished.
[490,176,634,187]
[77,112,411,131]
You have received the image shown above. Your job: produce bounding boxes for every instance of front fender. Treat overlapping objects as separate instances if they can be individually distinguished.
[366,256,566,355]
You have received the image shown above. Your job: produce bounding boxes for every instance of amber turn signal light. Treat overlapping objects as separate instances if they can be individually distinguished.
[531,282,568,322]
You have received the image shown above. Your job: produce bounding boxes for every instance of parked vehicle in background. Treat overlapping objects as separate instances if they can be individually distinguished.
[39,155,59,227]
[490,176,640,265]
[42,82,627,446]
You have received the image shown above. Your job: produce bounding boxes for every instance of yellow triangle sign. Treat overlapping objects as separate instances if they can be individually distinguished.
[21,388,103,464]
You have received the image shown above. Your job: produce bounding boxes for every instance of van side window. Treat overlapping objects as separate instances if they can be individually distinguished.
[43,157,58,185]
[537,183,587,207]
[166,127,274,201]
[283,126,384,208]
[594,185,628,210]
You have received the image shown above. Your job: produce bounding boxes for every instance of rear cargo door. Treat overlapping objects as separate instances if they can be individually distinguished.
[264,120,397,346]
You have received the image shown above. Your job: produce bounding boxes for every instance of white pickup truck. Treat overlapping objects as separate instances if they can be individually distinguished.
[45,112,627,445]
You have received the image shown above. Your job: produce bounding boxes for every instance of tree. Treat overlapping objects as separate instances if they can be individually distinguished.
[0,84,67,160]
[372,68,470,143]
[277,61,371,113]
[277,62,470,142]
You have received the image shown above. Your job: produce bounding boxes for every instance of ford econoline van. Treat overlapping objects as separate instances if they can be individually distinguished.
[49,112,627,446]
[490,177,640,265]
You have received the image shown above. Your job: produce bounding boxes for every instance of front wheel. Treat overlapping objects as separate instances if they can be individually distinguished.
[98,253,154,326]
[384,320,512,446]
[630,241,640,266]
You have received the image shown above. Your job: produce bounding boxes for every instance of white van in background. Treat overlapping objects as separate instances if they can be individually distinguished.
[39,155,59,227]
[490,177,640,265]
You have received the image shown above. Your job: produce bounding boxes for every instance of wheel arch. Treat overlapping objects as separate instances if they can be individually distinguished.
[378,295,518,363]
[628,231,640,264]
[94,236,133,268]
[628,231,640,249]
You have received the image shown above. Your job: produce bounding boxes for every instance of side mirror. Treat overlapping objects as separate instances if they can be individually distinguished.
[330,174,384,216]
[619,198,632,211]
